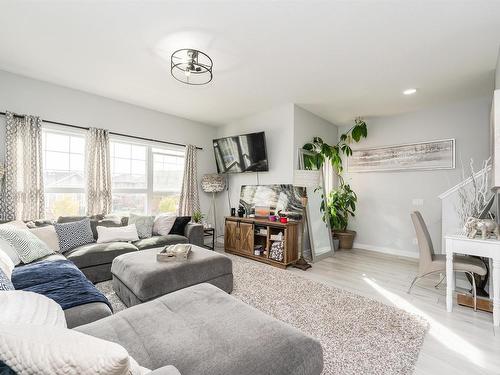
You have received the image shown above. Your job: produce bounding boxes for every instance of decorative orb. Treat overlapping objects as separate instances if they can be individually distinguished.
[201,174,225,193]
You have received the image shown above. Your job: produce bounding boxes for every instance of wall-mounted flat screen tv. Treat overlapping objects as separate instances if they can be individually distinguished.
[213,132,269,173]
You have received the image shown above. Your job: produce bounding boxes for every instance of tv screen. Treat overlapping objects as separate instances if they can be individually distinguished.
[213,132,269,173]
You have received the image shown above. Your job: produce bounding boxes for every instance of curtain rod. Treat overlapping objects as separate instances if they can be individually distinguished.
[0,111,203,150]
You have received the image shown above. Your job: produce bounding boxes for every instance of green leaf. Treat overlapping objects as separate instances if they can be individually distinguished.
[303,143,314,151]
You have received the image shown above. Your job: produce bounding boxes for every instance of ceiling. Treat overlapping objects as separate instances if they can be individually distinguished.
[0,1,499,126]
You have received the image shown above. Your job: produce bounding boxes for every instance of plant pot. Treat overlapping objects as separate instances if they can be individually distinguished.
[334,230,356,250]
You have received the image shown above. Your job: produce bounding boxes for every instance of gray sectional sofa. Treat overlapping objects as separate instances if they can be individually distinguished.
[77,283,324,375]
[13,215,204,327]
[54,215,204,283]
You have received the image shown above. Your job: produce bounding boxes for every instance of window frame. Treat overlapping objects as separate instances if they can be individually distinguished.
[109,135,185,215]
[42,124,88,217]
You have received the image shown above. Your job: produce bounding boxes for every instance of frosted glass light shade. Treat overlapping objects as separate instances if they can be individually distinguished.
[201,174,226,193]
[293,170,320,188]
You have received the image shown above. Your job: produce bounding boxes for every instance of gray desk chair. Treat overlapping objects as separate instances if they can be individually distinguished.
[408,211,487,311]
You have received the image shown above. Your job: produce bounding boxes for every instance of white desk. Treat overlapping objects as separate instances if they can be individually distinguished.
[445,235,500,326]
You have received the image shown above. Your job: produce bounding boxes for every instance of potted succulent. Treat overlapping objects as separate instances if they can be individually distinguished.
[302,117,367,250]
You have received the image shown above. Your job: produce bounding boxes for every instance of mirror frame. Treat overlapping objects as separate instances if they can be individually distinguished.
[298,148,334,262]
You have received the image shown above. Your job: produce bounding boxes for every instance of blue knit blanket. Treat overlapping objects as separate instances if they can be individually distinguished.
[12,259,112,311]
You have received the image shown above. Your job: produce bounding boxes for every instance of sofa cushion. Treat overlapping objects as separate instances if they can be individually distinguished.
[169,216,191,235]
[0,249,14,279]
[129,214,155,239]
[96,224,139,244]
[76,283,324,375]
[0,290,67,327]
[0,225,55,264]
[0,323,145,375]
[57,215,122,240]
[153,215,177,236]
[111,246,233,305]
[30,225,60,252]
[133,235,188,250]
[0,268,14,290]
[66,242,138,269]
[54,218,95,253]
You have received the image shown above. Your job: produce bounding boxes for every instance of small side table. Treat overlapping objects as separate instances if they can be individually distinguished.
[203,228,215,250]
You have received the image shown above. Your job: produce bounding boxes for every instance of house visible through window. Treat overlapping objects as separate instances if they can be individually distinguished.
[42,128,86,219]
[42,127,185,218]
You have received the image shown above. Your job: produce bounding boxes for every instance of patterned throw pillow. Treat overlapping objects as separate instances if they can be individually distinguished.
[0,226,55,264]
[54,218,95,253]
[128,214,155,239]
[0,268,14,291]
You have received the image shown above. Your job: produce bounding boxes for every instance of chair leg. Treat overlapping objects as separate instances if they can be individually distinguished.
[407,276,419,294]
[434,274,446,289]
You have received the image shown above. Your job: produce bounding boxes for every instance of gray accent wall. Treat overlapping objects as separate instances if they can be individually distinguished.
[340,96,492,257]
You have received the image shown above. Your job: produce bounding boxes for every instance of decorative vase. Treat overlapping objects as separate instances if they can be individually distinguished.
[334,230,356,250]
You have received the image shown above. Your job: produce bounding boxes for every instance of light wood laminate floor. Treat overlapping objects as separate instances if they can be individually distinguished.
[219,245,500,374]
[287,249,500,375]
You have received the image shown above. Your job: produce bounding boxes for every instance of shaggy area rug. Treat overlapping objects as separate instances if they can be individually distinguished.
[97,256,428,375]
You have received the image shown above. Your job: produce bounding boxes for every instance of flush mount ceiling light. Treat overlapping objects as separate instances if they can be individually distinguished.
[171,48,213,85]
[403,88,417,95]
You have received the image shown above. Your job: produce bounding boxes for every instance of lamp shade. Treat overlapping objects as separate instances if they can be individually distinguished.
[293,170,320,189]
[201,174,226,193]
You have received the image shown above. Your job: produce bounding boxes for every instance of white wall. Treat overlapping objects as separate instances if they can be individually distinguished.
[293,105,339,166]
[496,46,500,90]
[213,103,338,236]
[0,70,218,213]
[214,104,295,230]
[340,96,492,258]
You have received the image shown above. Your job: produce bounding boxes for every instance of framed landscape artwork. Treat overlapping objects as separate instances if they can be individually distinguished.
[348,138,455,172]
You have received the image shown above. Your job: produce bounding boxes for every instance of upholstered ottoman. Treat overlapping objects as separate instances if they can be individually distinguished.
[111,245,233,307]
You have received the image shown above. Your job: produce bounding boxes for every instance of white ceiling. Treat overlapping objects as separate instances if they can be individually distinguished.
[0,1,499,126]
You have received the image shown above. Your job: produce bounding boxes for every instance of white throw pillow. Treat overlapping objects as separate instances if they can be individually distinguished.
[30,225,61,252]
[0,222,27,265]
[0,290,67,327]
[0,248,15,279]
[153,214,177,236]
[0,323,146,375]
[96,224,139,244]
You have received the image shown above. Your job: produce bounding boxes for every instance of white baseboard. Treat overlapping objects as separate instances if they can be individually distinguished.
[352,242,419,259]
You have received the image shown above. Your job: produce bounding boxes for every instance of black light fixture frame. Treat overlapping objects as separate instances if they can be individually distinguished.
[170,48,213,85]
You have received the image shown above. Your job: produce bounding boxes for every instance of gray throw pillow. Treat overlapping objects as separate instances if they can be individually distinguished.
[0,226,55,264]
[54,218,95,253]
[128,214,154,239]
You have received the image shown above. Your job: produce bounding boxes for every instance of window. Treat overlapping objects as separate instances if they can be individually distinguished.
[151,147,185,215]
[41,128,185,218]
[110,139,184,215]
[42,128,86,219]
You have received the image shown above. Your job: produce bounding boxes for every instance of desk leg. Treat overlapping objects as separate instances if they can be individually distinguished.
[446,248,454,312]
[493,260,500,326]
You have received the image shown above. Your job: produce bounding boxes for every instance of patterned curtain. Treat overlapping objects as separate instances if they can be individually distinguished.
[178,144,200,216]
[0,112,44,221]
[86,127,112,215]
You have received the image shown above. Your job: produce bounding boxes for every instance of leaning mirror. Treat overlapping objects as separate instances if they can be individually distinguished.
[297,149,334,262]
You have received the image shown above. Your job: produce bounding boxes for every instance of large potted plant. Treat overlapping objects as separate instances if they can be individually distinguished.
[325,183,357,249]
[302,117,367,249]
